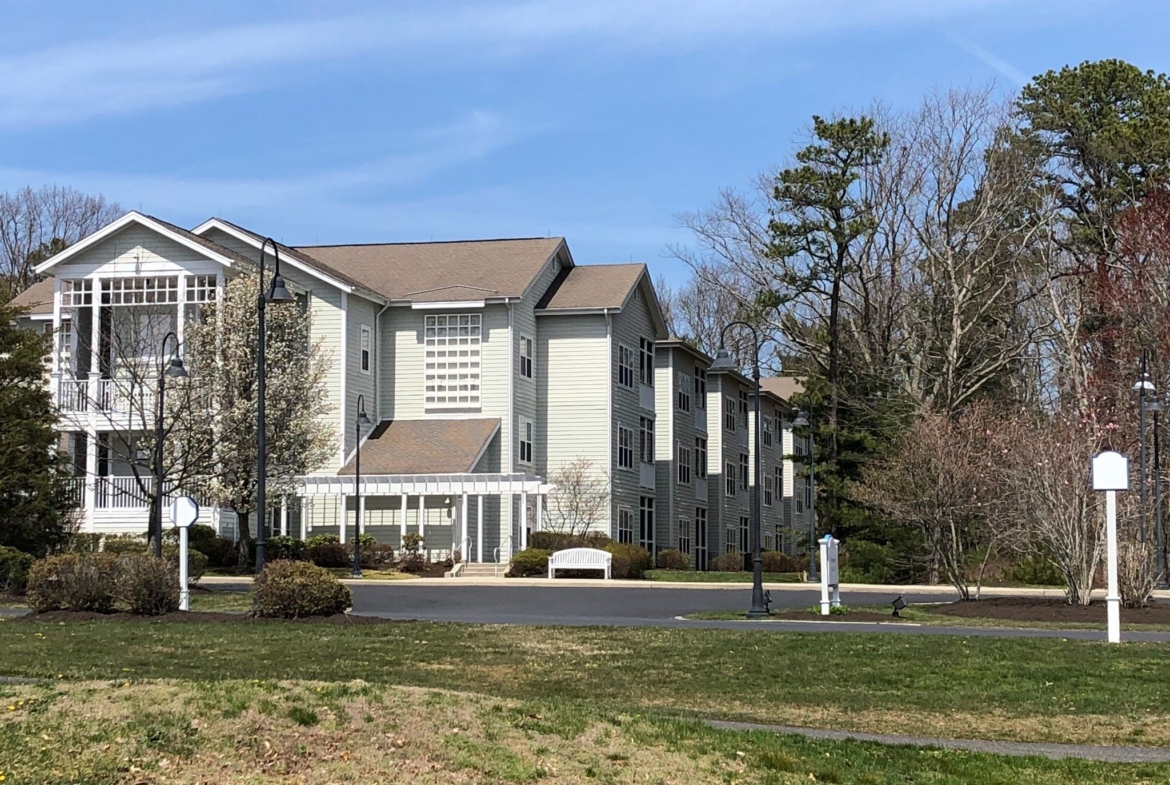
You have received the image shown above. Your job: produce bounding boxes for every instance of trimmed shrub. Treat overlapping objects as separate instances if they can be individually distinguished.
[305,542,351,568]
[163,546,208,586]
[27,553,119,613]
[400,532,423,554]
[396,552,427,573]
[761,550,801,573]
[117,553,180,616]
[304,534,340,549]
[655,548,691,570]
[102,533,148,554]
[64,533,104,554]
[0,546,34,595]
[604,543,652,580]
[252,561,352,618]
[361,542,395,569]
[267,535,306,562]
[506,548,552,577]
[710,553,744,572]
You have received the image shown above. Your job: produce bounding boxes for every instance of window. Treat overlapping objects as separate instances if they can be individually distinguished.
[738,390,749,429]
[725,397,737,431]
[725,526,739,554]
[185,275,216,323]
[678,518,691,554]
[676,371,691,412]
[695,368,707,407]
[725,461,737,497]
[360,325,372,374]
[796,492,804,514]
[424,314,481,408]
[639,338,654,386]
[740,516,750,555]
[764,473,774,507]
[519,418,534,464]
[695,437,707,479]
[677,443,691,484]
[762,416,773,448]
[618,426,634,469]
[639,496,655,551]
[775,465,783,502]
[618,345,636,388]
[101,277,179,305]
[618,509,635,544]
[740,453,749,491]
[640,417,655,464]
[58,320,75,374]
[61,279,93,306]
[519,335,534,379]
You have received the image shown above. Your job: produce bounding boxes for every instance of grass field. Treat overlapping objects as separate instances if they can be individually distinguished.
[3,679,1161,784]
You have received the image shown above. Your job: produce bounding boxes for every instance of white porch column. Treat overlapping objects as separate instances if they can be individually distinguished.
[338,494,347,544]
[280,499,289,537]
[476,495,484,563]
[400,494,408,540]
[461,493,469,561]
[520,491,528,551]
[299,498,307,540]
[83,429,97,532]
[358,495,365,536]
[88,277,101,401]
[536,494,544,533]
[418,494,426,557]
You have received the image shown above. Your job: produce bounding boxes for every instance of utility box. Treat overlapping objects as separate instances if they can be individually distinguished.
[819,534,841,616]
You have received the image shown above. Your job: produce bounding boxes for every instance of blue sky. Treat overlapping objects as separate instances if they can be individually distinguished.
[1,1,1167,285]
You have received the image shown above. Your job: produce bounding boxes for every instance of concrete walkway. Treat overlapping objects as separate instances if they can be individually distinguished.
[705,719,1170,763]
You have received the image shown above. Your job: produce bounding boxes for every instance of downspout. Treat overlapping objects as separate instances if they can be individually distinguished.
[605,308,615,536]
[373,301,390,424]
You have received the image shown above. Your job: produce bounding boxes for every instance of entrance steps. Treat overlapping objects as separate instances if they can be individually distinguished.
[456,562,508,578]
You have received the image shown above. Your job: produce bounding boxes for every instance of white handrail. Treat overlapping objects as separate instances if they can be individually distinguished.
[493,535,514,577]
[457,536,472,564]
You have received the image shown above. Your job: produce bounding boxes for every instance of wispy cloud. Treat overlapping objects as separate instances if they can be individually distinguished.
[946,31,1030,85]
[0,0,1018,128]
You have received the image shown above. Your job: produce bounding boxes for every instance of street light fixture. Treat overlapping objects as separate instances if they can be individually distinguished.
[710,324,768,618]
[255,238,295,574]
[792,409,818,583]
[152,330,188,558]
[352,394,373,579]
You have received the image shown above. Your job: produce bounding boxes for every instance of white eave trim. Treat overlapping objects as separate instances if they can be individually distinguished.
[536,306,621,317]
[192,218,383,302]
[34,211,240,275]
[411,300,487,310]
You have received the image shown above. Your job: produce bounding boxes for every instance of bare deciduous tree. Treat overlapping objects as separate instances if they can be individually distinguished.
[544,458,610,537]
[0,186,121,300]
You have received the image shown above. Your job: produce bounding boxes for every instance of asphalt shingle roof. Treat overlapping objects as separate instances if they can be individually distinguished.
[337,418,500,475]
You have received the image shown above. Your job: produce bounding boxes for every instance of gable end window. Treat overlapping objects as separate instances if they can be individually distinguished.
[360,325,372,374]
[519,335,534,379]
[424,314,481,409]
[618,345,636,388]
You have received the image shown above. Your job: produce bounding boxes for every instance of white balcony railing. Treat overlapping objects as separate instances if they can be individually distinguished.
[95,476,152,509]
[55,375,153,415]
[57,378,89,412]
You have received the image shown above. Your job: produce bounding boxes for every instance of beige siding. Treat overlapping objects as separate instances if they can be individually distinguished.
[66,225,219,275]
[344,295,380,455]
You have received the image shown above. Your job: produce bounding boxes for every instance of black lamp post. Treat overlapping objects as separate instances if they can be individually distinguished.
[709,322,768,618]
[255,238,295,574]
[792,410,818,583]
[152,331,188,558]
[1146,393,1167,588]
[352,394,373,579]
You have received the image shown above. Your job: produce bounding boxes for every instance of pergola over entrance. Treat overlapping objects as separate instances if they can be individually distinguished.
[299,473,551,562]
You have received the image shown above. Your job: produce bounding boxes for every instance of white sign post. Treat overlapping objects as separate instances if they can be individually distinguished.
[169,496,200,611]
[819,534,840,616]
[1091,451,1129,644]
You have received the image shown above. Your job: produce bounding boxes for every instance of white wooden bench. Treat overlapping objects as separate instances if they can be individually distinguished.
[548,547,612,579]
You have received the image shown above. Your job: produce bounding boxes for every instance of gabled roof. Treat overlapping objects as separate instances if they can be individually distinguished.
[657,337,713,366]
[33,211,251,276]
[536,263,668,337]
[760,376,806,403]
[338,418,500,475]
[296,237,566,304]
[9,277,54,317]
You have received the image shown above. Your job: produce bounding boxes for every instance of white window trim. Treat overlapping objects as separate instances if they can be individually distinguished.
[360,325,372,375]
[519,334,534,380]
[618,425,635,470]
[725,461,737,497]
[518,417,534,465]
[424,313,482,410]
[618,343,636,389]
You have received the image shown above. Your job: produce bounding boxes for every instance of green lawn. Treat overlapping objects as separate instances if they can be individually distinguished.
[1,618,1169,749]
[1,679,1158,785]
[646,570,804,583]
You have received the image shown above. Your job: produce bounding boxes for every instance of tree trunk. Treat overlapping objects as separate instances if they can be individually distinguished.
[234,507,254,569]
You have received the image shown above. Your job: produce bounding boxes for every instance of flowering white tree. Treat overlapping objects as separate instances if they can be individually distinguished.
[182,273,335,563]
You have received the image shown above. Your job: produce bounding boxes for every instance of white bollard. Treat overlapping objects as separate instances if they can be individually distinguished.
[1106,489,1120,644]
[179,524,190,612]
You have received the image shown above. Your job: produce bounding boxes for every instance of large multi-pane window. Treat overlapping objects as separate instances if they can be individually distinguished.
[695,368,707,407]
[57,320,75,374]
[677,443,691,484]
[424,314,481,408]
[740,516,750,555]
[639,496,655,551]
[739,453,749,491]
[762,416,773,448]
[725,525,739,554]
[618,426,634,469]
[519,335,534,379]
[618,345,636,388]
[676,371,691,412]
[695,437,707,479]
[738,390,749,429]
[639,338,654,386]
[61,279,93,306]
[640,417,655,464]
[725,461,737,497]
[618,509,635,543]
[725,397,737,431]
[678,518,691,554]
[185,275,216,323]
[102,277,179,305]
[764,473,774,507]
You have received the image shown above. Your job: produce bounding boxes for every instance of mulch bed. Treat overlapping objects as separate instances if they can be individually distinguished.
[15,610,396,625]
[926,596,1170,624]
